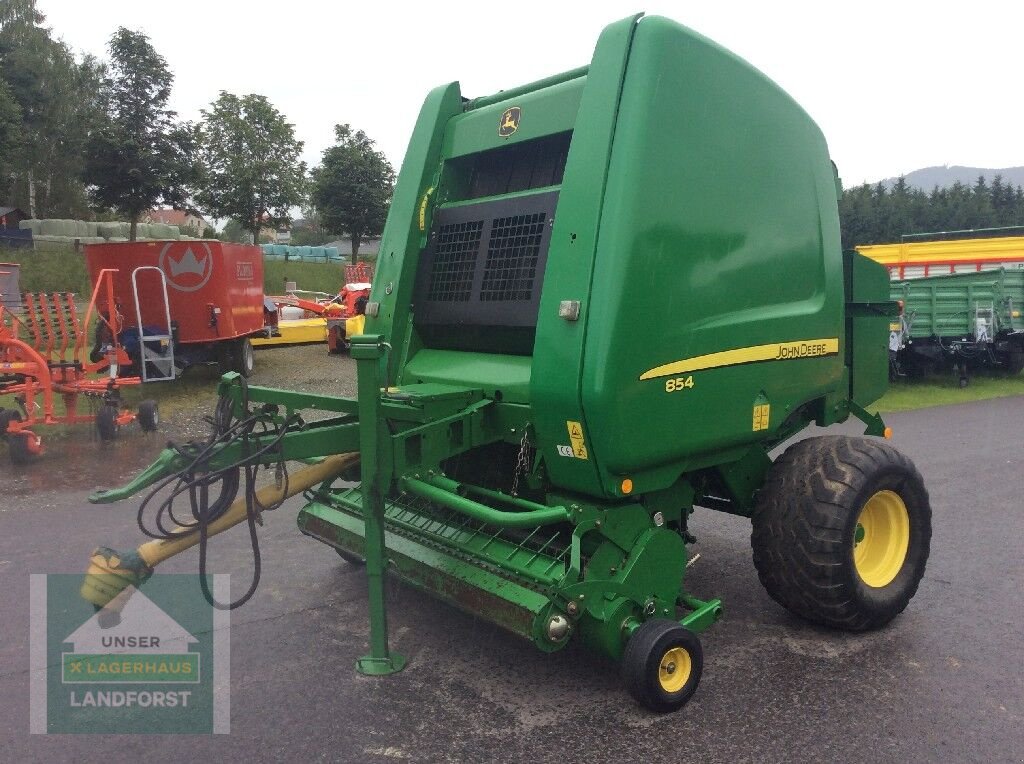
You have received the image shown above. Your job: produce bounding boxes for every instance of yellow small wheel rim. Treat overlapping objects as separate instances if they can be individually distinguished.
[854,490,910,588]
[658,646,692,693]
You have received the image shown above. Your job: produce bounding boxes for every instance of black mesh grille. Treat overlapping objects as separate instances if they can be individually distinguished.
[479,213,546,301]
[413,190,558,329]
[426,220,484,302]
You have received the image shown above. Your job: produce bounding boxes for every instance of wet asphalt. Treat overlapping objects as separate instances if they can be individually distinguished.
[0,372,1021,763]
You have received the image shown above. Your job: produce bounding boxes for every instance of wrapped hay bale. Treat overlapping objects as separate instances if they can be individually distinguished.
[19,219,42,234]
[39,219,64,236]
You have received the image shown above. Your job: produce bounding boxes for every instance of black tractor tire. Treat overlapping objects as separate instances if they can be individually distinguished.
[96,405,120,441]
[218,338,255,377]
[621,618,703,713]
[751,435,931,631]
[137,400,160,432]
[9,431,39,466]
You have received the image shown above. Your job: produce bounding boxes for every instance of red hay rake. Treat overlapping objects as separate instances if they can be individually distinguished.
[0,268,158,465]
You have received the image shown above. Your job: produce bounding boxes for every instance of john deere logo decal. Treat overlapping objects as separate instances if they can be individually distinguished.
[498,107,520,138]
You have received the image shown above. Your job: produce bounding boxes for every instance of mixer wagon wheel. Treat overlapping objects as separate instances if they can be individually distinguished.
[751,435,931,631]
[621,619,703,712]
[219,338,255,378]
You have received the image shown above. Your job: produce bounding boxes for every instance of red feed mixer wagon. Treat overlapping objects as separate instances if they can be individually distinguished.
[84,240,273,381]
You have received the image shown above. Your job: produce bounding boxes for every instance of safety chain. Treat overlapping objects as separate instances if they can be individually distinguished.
[510,426,533,497]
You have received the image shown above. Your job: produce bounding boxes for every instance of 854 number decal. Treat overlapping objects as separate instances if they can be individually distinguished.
[665,376,695,393]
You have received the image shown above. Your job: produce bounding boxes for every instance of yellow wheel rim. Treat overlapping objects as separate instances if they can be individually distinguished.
[658,646,692,693]
[853,490,910,588]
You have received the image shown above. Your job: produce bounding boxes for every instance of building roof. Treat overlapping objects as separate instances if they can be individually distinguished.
[0,207,26,218]
[147,208,206,226]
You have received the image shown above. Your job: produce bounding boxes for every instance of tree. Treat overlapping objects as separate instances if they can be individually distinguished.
[196,92,306,245]
[312,123,394,263]
[84,28,196,240]
[0,77,21,185]
[219,218,246,243]
[0,0,105,216]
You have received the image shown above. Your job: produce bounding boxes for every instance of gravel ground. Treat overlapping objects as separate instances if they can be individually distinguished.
[2,342,353,497]
[156,343,358,441]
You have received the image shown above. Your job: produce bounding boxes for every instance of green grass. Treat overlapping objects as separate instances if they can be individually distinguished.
[2,244,350,298]
[3,246,91,296]
[261,259,350,295]
[872,371,1024,413]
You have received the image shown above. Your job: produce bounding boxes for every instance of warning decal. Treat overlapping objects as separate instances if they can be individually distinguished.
[752,404,771,432]
[565,421,589,460]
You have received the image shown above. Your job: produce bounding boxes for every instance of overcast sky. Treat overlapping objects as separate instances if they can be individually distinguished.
[39,1,1023,188]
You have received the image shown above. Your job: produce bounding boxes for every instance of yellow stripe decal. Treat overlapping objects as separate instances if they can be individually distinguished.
[639,338,840,380]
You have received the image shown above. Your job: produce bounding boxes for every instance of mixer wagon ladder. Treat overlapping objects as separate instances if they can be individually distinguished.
[131,266,175,382]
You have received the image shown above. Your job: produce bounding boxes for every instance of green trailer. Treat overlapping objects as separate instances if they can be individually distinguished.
[889,268,1024,383]
[78,14,930,713]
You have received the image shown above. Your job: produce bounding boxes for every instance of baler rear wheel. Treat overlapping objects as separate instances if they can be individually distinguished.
[621,618,703,712]
[751,435,930,631]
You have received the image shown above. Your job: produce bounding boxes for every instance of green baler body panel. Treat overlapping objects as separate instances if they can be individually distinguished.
[362,14,888,502]
[569,17,845,494]
[891,268,1024,339]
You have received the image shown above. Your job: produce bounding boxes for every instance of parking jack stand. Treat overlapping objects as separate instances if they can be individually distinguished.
[351,334,407,676]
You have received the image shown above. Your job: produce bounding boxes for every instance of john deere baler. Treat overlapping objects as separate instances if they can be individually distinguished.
[83,14,931,712]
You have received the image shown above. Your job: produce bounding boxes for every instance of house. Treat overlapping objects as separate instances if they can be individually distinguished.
[0,206,28,230]
[145,208,209,235]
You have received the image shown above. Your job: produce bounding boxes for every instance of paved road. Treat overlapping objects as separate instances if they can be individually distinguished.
[0,397,1022,763]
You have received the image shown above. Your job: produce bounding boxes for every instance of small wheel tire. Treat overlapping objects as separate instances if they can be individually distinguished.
[96,405,120,441]
[335,547,365,566]
[9,432,39,466]
[621,619,703,713]
[752,435,931,631]
[0,408,19,437]
[137,400,159,432]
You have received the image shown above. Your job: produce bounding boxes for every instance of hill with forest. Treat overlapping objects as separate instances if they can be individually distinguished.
[878,166,1024,192]
[840,174,1024,248]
